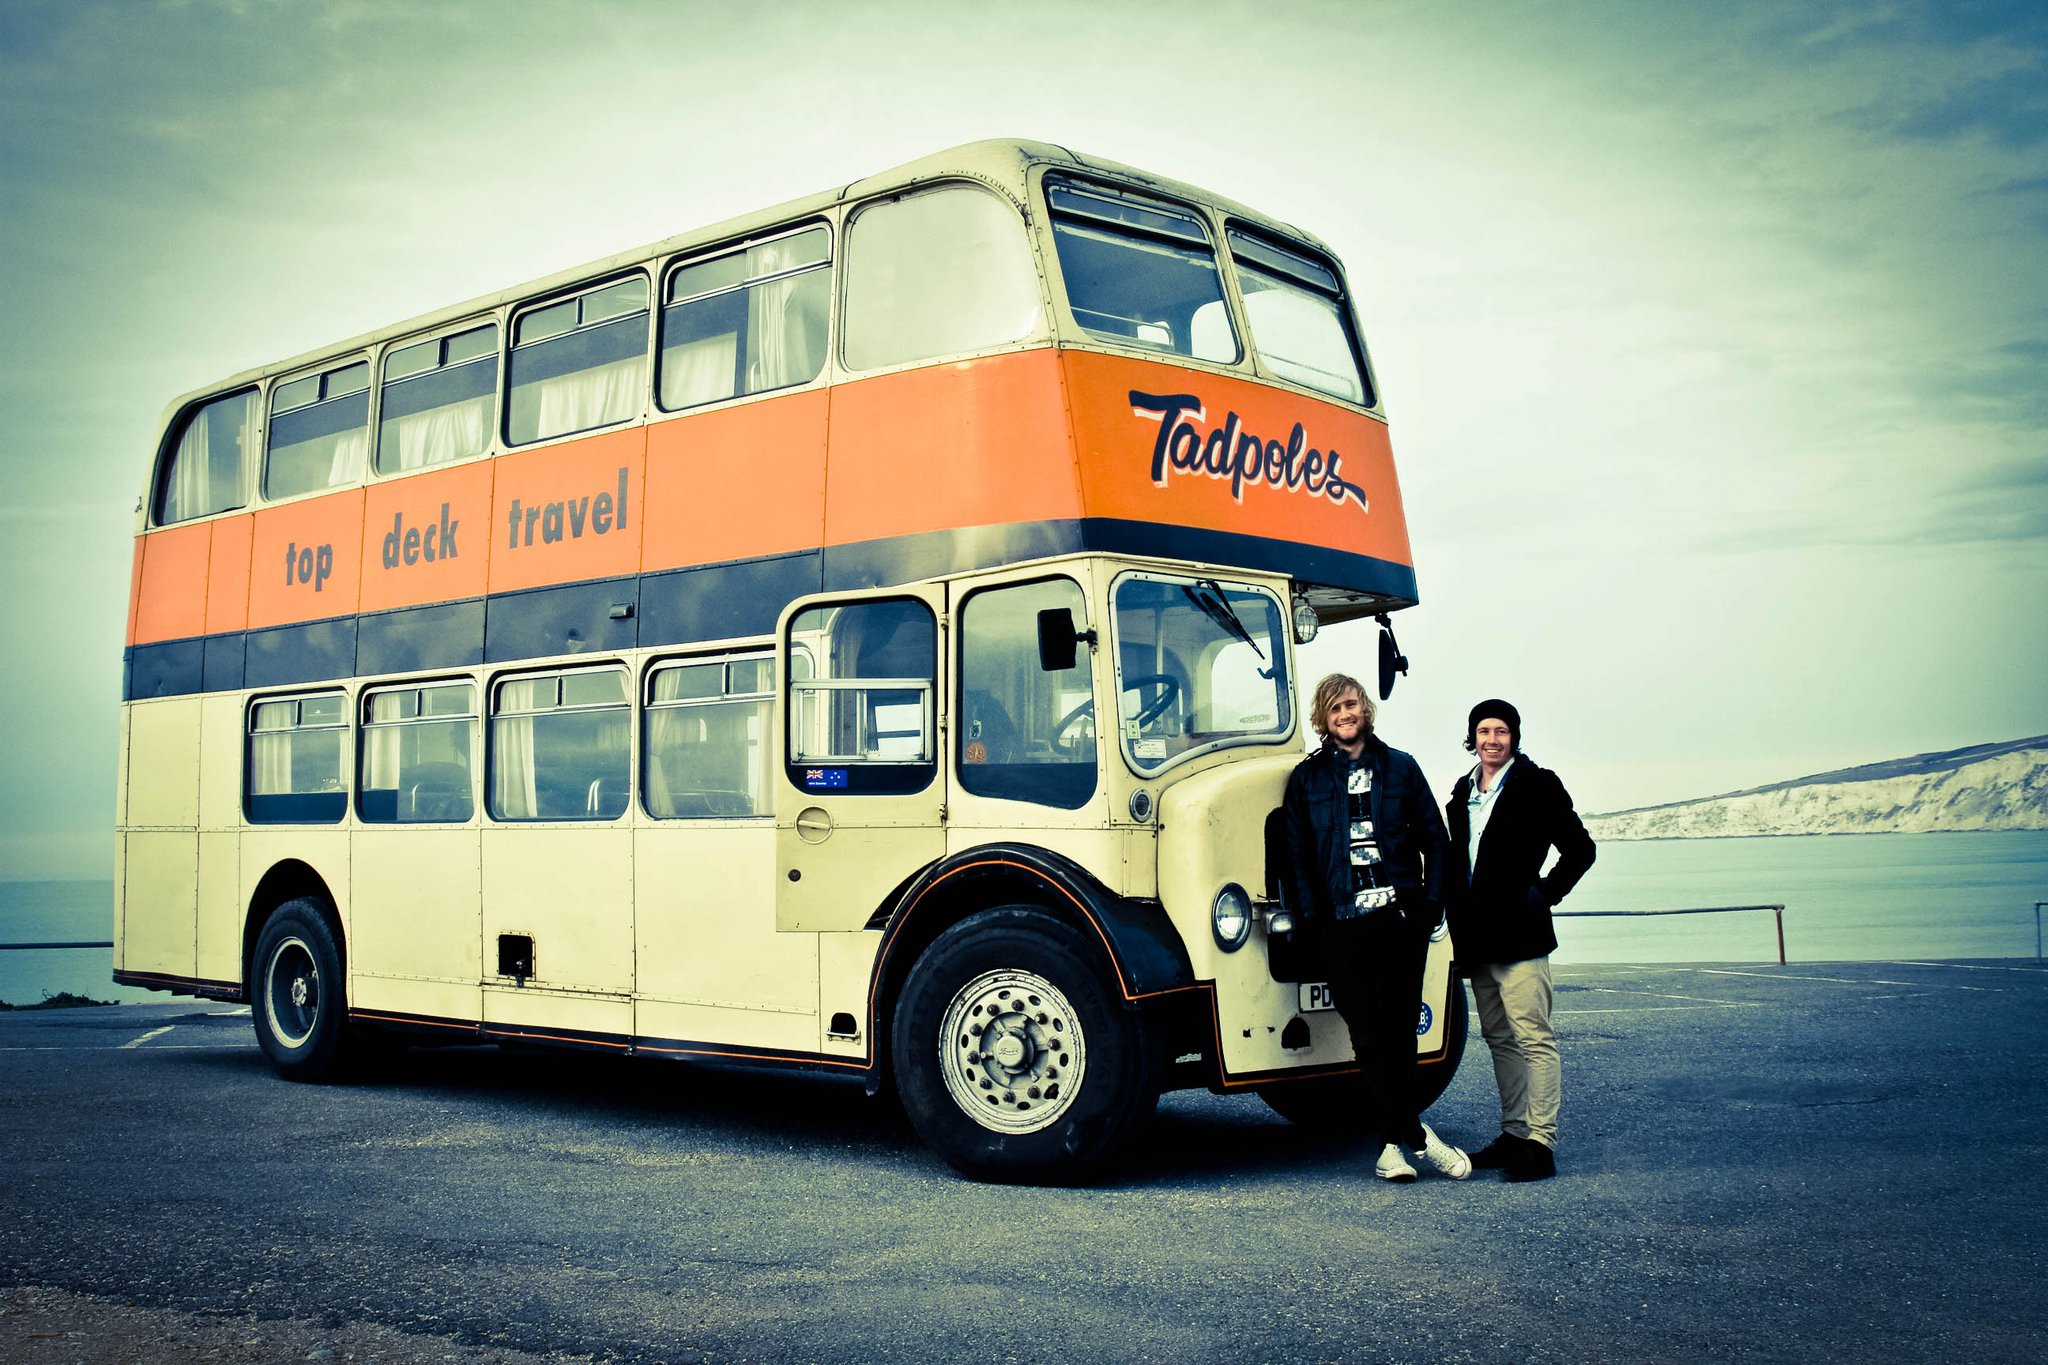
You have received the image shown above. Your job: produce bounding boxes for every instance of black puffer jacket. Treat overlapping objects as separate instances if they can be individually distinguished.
[1445,754,1596,964]
[1281,734,1448,921]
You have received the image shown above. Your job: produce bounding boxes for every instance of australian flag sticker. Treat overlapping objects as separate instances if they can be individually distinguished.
[803,767,849,791]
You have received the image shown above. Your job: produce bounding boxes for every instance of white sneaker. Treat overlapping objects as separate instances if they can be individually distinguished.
[1375,1143,1417,1182]
[1417,1123,1472,1179]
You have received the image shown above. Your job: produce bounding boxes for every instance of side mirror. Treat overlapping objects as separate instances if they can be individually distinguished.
[1376,614,1409,701]
[1037,608,1078,672]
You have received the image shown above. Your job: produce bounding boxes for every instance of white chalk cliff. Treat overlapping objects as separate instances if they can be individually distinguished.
[1585,736,2048,840]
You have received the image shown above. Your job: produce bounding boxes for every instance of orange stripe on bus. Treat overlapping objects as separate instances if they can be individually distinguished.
[487,426,647,596]
[247,490,366,629]
[130,351,1417,647]
[133,522,212,645]
[644,390,828,569]
[205,513,252,635]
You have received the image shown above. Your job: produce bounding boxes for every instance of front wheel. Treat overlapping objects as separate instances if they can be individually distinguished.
[250,898,355,1081]
[892,907,1160,1184]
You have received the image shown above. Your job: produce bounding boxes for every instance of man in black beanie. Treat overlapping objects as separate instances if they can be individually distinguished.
[1445,699,1595,1181]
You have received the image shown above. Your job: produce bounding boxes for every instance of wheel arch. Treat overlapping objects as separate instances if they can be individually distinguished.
[242,860,343,996]
[864,843,1196,1090]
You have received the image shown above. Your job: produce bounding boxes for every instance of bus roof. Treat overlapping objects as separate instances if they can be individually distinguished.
[158,139,1341,422]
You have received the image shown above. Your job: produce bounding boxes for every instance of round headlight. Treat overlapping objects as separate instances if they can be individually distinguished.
[1212,883,1254,952]
[1291,596,1320,645]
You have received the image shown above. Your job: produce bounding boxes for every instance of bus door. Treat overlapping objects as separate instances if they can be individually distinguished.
[776,589,947,932]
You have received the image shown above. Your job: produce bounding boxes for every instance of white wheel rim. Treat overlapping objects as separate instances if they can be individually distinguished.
[937,968,1086,1134]
[262,935,320,1049]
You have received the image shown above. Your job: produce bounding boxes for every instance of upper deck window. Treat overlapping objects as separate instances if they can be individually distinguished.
[155,388,256,525]
[377,323,498,473]
[660,227,830,411]
[843,185,1041,371]
[507,277,649,446]
[1047,180,1238,364]
[266,360,370,500]
[1227,229,1373,407]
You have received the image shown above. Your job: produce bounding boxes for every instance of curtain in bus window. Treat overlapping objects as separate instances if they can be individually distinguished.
[163,392,256,524]
[535,356,643,441]
[167,411,216,524]
[747,241,827,392]
[664,335,739,410]
[493,712,540,821]
[389,400,490,471]
[325,429,367,488]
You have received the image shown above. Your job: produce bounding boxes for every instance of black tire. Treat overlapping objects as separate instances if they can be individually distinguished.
[892,906,1161,1185]
[250,898,355,1081]
[1259,977,1469,1128]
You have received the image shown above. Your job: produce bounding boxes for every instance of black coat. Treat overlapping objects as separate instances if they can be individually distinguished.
[1445,755,1596,964]
[1282,734,1448,921]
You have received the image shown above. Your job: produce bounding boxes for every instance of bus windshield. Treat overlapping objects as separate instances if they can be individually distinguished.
[1110,573,1292,775]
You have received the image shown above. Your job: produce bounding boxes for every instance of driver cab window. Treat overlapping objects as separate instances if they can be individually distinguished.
[958,578,1096,809]
[786,598,936,796]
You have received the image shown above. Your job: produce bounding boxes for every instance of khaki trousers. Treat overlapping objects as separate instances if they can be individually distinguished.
[1470,956,1559,1149]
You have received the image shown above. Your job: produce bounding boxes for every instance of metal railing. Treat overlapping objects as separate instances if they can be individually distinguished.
[1555,903,1788,964]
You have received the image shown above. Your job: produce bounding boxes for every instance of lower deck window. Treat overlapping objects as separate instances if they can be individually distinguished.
[246,692,347,823]
[359,681,477,823]
[644,656,773,818]
[490,668,630,821]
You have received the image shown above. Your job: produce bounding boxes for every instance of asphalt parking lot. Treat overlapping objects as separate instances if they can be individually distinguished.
[3,959,2044,1363]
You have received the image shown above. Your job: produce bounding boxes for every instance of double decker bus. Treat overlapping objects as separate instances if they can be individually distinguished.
[117,140,1462,1183]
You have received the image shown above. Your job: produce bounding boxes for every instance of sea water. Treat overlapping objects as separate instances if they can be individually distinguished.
[4,831,2046,1004]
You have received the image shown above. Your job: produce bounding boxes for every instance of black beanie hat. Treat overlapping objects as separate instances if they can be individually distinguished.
[1465,699,1521,754]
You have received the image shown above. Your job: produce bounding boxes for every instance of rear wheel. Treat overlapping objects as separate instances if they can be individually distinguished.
[893,907,1160,1184]
[250,899,356,1081]
[1260,978,1469,1128]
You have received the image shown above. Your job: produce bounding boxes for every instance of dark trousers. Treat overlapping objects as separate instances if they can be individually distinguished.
[1313,901,1431,1149]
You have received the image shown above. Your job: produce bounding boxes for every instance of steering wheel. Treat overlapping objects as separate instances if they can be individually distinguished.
[1051,698,1096,757]
[1122,673,1182,726]
[1051,674,1183,757]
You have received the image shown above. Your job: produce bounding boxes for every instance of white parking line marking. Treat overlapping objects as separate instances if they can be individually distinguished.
[118,1025,175,1049]
[1563,1003,1762,1014]
[1698,969,1917,986]
[1579,986,1750,1006]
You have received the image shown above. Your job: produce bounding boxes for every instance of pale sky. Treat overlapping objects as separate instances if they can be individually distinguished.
[2,0,2043,878]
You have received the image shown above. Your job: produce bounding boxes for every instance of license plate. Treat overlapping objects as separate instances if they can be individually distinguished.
[1299,981,1337,1012]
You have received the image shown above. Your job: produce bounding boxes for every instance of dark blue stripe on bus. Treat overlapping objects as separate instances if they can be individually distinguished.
[483,578,643,663]
[122,520,1419,701]
[246,617,358,689]
[359,600,486,677]
[641,551,822,643]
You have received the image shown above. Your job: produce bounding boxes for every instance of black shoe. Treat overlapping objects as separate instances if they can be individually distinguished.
[1503,1140,1556,1182]
[1468,1134,1525,1169]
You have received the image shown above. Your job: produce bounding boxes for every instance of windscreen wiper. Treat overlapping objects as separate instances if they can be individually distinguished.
[1185,579,1265,662]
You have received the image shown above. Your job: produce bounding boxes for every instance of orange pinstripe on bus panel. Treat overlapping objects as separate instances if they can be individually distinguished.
[127,349,1415,650]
